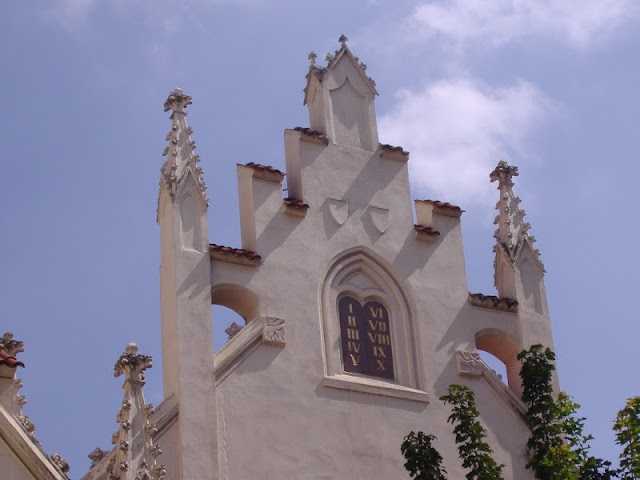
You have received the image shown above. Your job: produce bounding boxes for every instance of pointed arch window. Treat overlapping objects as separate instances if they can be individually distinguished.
[321,249,428,402]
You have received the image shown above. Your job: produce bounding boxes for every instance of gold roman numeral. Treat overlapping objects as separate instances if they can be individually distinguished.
[373,346,387,358]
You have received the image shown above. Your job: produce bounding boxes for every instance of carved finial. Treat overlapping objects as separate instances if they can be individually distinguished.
[163,87,192,113]
[490,160,519,186]
[50,452,70,476]
[325,52,334,64]
[158,88,208,217]
[225,322,243,340]
[0,332,24,357]
[0,332,25,376]
[88,447,108,469]
[308,51,317,66]
[339,34,348,48]
[114,342,152,382]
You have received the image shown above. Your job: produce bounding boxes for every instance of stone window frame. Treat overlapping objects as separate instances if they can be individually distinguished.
[320,249,428,403]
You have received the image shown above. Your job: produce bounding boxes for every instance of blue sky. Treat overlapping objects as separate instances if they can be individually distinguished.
[2,0,639,476]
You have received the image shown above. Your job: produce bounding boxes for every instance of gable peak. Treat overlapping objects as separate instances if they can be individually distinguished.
[304,35,378,106]
[303,36,380,150]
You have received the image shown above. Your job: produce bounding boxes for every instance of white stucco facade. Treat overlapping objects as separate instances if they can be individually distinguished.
[65,39,558,480]
[135,40,557,480]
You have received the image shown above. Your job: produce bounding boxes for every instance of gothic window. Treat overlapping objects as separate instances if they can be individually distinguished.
[321,249,425,400]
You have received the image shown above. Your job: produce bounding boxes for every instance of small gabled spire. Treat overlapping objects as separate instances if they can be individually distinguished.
[109,343,165,480]
[490,161,543,272]
[303,35,380,150]
[158,88,208,218]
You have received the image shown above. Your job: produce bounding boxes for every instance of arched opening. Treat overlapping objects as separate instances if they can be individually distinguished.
[475,328,522,396]
[211,284,259,353]
[478,351,507,384]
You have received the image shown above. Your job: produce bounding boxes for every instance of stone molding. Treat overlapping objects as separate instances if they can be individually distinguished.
[455,350,527,420]
[455,350,483,377]
[262,317,286,346]
[323,375,429,403]
[214,316,286,384]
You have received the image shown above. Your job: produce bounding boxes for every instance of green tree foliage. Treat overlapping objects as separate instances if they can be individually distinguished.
[518,344,575,479]
[613,396,640,480]
[401,431,447,480]
[402,345,639,480]
[440,384,504,480]
[557,392,616,480]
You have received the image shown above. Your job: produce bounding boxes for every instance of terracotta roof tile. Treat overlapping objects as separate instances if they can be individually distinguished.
[380,143,408,155]
[468,293,518,313]
[244,162,285,177]
[294,127,329,144]
[283,198,310,210]
[210,244,261,260]
[414,225,440,236]
[379,143,409,161]
[417,199,462,212]
[0,352,25,368]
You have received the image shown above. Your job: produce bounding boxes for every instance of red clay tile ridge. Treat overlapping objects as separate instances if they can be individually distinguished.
[293,127,329,145]
[283,197,309,210]
[380,143,409,161]
[283,197,310,218]
[209,243,261,267]
[416,199,464,218]
[414,224,440,243]
[0,332,25,371]
[242,162,285,183]
[468,293,519,313]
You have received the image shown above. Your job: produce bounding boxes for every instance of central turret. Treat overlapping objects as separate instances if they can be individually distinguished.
[304,35,379,151]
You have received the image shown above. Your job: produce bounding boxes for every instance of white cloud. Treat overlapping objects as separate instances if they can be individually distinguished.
[379,78,554,207]
[408,0,639,49]
[45,0,96,29]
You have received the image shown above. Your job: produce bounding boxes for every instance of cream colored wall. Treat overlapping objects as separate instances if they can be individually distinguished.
[210,136,537,479]
[0,436,37,480]
[158,49,554,480]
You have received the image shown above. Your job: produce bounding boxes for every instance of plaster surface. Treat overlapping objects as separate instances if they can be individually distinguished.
[152,43,555,480]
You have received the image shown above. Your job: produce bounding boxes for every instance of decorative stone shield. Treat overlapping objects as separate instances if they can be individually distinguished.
[328,198,348,226]
[369,205,389,233]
